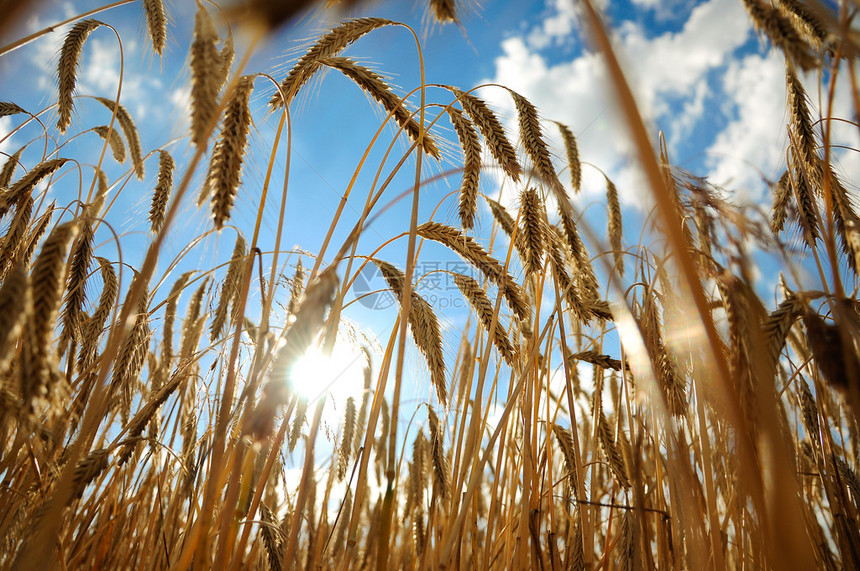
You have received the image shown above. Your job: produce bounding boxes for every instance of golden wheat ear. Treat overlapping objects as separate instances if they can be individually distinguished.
[452,87,522,182]
[142,0,167,55]
[448,108,481,229]
[57,19,103,133]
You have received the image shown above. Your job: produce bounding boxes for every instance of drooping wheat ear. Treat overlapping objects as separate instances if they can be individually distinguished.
[763,294,802,372]
[555,121,582,193]
[510,90,563,193]
[211,233,247,341]
[59,212,94,350]
[798,380,820,441]
[338,396,356,480]
[427,406,450,501]
[320,58,440,159]
[448,108,481,229]
[149,150,174,234]
[771,170,791,233]
[453,88,522,182]
[373,259,447,405]
[20,204,54,269]
[484,195,528,262]
[91,125,126,163]
[0,102,25,117]
[786,65,820,185]
[57,19,103,133]
[0,147,24,188]
[519,187,545,275]
[190,3,221,148]
[691,197,712,258]
[551,424,580,495]
[452,273,516,365]
[598,410,631,489]
[21,221,79,409]
[571,350,624,371]
[605,175,624,276]
[430,0,457,23]
[0,263,29,374]
[121,371,184,450]
[742,0,816,70]
[546,228,584,321]
[71,448,110,500]
[557,198,585,264]
[417,221,529,320]
[823,163,860,274]
[406,429,426,513]
[787,153,820,247]
[94,97,144,179]
[142,0,167,54]
[161,271,192,369]
[219,31,234,89]
[180,276,208,362]
[777,0,829,48]
[269,18,393,109]
[260,503,284,571]
[287,258,306,315]
[92,168,109,215]
[76,257,117,392]
[253,267,339,439]
[7,158,67,200]
[111,276,150,424]
[204,75,254,230]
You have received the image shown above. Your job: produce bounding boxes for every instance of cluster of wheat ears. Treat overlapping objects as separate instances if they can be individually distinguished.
[0,0,858,568]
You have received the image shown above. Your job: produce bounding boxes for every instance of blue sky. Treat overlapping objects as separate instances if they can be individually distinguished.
[1,0,858,411]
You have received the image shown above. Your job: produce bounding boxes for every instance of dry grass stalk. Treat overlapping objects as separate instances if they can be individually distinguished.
[555,121,582,193]
[57,19,103,133]
[605,176,624,276]
[452,88,522,182]
[142,0,167,55]
[94,97,145,179]
[149,150,174,235]
[204,75,254,230]
[91,125,126,164]
[519,187,545,275]
[448,108,481,229]
[373,259,447,404]
[451,272,516,365]
[20,221,78,410]
[511,90,563,194]
[320,58,439,159]
[417,221,529,321]
[269,18,393,108]
[427,406,450,501]
[211,233,247,341]
[190,4,222,148]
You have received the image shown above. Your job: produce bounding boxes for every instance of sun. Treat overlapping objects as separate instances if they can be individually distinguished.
[288,336,369,410]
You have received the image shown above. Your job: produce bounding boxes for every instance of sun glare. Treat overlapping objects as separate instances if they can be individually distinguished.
[288,339,368,409]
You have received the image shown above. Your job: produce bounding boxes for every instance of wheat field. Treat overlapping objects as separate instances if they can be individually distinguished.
[0,0,858,569]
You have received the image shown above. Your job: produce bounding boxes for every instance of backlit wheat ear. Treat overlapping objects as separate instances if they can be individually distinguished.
[373,259,447,405]
[269,18,393,109]
[448,108,481,229]
[427,406,450,501]
[741,0,816,70]
[76,256,117,390]
[785,65,820,185]
[0,102,25,117]
[771,170,790,233]
[287,258,306,315]
[91,125,126,164]
[0,147,24,188]
[57,19,103,133]
[484,195,528,262]
[452,88,522,182]
[519,187,544,276]
[571,350,624,371]
[825,165,860,274]
[605,176,623,276]
[510,90,563,194]
[149,150,174,234]
[205,75,254,230]
[430,0,457,23]
[555,121,582,193]
[338,396,356,480]
[94,97,144,179]
[143,0,167,55]
[211,233,247,341]
[763,294,802,372]
[20,205,54,269]
[71,448,110,500]
[111,276,150,424]
[161,271,193,368]
[778,0,829,48]
[219,31,235,88]
[0,263,29,374]
[451,272,516,365]
[321,58,440,159]
[551,424,580,494]
[21,221,79,409]
[190,3,221,148]
[598,410,631,490]
[417,221,530,321]
[59,212,94,350]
